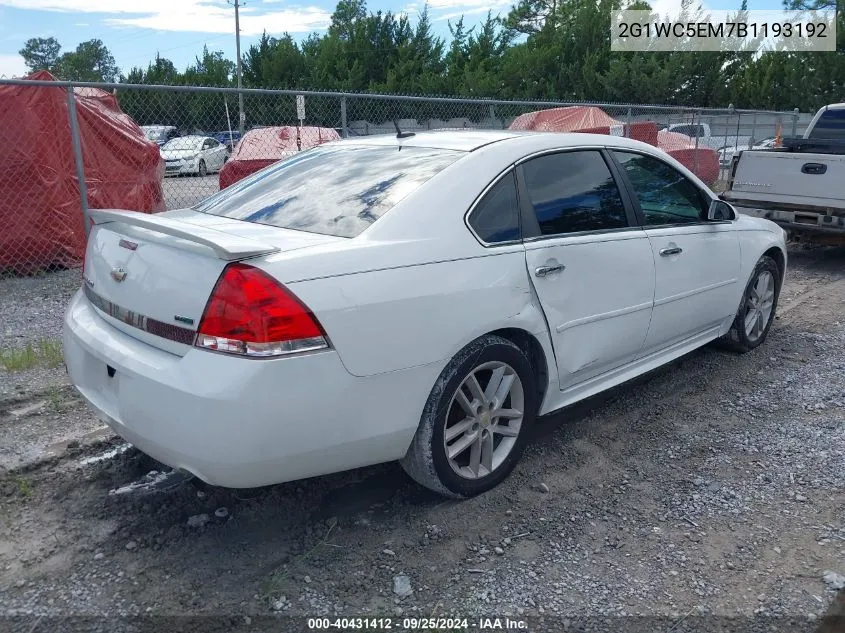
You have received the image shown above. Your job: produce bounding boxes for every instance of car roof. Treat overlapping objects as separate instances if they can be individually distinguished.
[343,130,522,151]
[339,129,663,154]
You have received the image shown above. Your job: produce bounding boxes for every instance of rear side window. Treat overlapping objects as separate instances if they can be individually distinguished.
[521,151,629,236]
[195,145,463,238]
[808,108,845,140]
[468,171,520,243]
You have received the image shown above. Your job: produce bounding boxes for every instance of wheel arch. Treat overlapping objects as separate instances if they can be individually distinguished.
[485,327,551,412]
[762,245,786,285]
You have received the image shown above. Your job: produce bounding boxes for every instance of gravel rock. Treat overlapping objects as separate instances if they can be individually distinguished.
[186,514,210,528]
[537,483,550,494]
[393,575,413,598]
[823,571,845,590]
[125,541,137,551]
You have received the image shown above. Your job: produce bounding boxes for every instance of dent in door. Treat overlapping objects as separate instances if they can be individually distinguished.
[526,234,656,387]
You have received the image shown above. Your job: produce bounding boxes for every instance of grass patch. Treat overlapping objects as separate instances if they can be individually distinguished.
[47,385,66,411]
[0,339,64,372]
[262,518,339,599]
[12,476,33,498]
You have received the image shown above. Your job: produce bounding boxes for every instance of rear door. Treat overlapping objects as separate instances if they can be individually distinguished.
[519,149,655,390]
[610,150,740,353]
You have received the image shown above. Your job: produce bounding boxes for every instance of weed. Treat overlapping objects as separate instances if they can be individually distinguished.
[0,339,63,372]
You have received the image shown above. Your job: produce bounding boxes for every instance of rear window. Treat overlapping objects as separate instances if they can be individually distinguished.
[808,108,845,140]
[194,144,464,238]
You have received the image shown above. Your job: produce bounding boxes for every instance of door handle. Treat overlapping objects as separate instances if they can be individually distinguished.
[659,247,683,256]
[801,162,826,175]
[535,264,565,277]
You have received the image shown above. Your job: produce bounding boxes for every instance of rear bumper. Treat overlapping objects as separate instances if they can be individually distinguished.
[63,290,436,488]
[731,204,845,238]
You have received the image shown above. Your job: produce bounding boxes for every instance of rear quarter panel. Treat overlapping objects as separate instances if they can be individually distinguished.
[284,246,551,378]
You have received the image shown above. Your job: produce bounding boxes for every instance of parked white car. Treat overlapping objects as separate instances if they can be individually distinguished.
[161,135,228,176]
[718,137,776,168]
[63,131,787,498]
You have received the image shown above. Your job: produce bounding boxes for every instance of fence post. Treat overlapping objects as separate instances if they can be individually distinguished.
[693,109,700,175]
[626,107,632,137]
[341,96,348,138]
[489,104,496,129]
[66,85,90,240]
[749,112,757,148]
[791,108,799,137]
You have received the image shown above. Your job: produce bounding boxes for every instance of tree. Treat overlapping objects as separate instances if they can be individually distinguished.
[21,0,845,119]
[55,39,119,82]
[19,37,61,73]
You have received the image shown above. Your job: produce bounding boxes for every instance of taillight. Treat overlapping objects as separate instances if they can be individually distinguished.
[195,263,329,358]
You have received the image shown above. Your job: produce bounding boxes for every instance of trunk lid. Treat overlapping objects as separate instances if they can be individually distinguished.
[83,209,341,355]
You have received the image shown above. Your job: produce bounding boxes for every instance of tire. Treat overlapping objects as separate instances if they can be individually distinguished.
[400,335,538,499]
[717,255,781,353]
[197,160,207,177]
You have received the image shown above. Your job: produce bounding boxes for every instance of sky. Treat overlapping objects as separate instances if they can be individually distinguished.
[0,0,786,79]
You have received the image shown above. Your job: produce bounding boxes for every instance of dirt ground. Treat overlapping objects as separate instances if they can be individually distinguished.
[0,244,843,632]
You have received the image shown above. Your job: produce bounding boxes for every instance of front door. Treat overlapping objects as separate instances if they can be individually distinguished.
[610,150,741,353]
[519,150,656,390]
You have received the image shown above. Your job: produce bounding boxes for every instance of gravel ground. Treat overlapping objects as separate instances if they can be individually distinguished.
[0,268,80,350]
[162,173,219,209]
[0,244,843,632]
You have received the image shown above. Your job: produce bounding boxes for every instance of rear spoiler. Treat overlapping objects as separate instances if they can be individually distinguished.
[88,210,280,261]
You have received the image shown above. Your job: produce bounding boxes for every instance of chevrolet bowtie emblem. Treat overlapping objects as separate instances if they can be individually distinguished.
[110,268,128,282]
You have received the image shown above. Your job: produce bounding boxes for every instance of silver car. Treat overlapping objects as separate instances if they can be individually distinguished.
[161,135,229,177]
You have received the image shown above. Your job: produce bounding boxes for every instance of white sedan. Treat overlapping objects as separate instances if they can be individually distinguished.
[161,135,228,176]
[63,131,787,498]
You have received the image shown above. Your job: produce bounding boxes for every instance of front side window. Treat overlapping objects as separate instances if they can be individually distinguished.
[521,150,629,236]
[194,144,464,238]
[612,151,708,225]
[468,171,520,243]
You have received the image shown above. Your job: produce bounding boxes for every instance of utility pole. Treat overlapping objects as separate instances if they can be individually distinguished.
[228,0,245,134]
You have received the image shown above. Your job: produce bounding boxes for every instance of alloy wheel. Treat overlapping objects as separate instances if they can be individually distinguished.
[443,361,524,480]
[743,270,775,342]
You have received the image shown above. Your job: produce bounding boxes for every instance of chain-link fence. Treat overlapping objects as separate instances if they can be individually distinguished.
[0,77,809,276]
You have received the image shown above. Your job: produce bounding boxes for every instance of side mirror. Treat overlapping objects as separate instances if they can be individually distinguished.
[707,199,736,221]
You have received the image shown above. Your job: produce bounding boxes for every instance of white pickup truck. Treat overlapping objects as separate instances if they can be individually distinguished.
[663,122,749,153]
[722,103,845,244]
